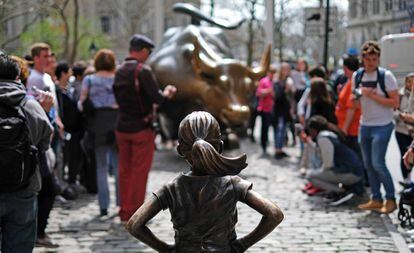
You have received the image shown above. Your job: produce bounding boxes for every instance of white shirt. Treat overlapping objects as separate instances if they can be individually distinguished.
[351,69,398,126]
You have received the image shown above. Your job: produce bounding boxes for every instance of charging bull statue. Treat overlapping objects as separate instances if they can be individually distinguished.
[149,3,270,147]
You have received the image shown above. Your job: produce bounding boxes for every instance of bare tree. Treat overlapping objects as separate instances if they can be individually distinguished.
[70,0,79,62]
[0,0,44,49]
[273,0,295,61]
[51,0,70,58]
[245,0,265,66]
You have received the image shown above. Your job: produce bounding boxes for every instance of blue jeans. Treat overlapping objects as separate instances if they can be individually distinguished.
[272,116,286,149]
[95,145,119,211]
[0,191,37,253]
[359,122,395,201]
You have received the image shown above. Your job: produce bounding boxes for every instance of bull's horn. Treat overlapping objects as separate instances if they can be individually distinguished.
[192,39,219,76]
[247,44,271,80]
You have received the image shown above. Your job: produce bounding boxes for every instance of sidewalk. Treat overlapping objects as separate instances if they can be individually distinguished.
[34,139,409,252]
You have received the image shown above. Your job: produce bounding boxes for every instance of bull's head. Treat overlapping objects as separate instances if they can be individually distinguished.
[192,40,270,127]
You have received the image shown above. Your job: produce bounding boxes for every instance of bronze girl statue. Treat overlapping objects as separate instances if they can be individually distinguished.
[126,111,283,252]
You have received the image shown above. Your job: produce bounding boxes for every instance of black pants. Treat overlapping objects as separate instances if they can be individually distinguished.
[395,131,413,179]
[64,131,83,184]
[259,111,272,151]
[37,152,56,238]
[79,132,98,193]
[248,108,259,136]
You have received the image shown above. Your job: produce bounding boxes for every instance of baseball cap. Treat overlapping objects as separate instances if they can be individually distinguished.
[129,34,154,51]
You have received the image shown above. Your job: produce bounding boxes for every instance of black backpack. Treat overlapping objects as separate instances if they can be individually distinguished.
[0,99,38,193]
[354,67,389,98]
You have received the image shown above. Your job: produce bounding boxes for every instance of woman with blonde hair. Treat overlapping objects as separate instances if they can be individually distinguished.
[272,62,295,159]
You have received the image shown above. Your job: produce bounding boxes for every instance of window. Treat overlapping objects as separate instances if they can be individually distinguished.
[350,2,357,18]
[373,0,380,14]
[385,0,394,11]
[361,0,368,15]
[101,16,110,34]
[141,20,149,34]
[399,0,407,10]
[164,17,174,29]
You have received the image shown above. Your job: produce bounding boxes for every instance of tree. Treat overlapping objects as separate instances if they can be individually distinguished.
[273,0,295,61]
[0,0,45,49]
[244,0,265,66]
[4,0,112,61]
[19,16,112,61]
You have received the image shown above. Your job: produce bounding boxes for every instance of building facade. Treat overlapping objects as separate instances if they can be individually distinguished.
[347,0,414,49]
[1,0,200,59]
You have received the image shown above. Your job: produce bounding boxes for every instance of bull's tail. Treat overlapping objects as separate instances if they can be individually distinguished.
[173,3,245,30]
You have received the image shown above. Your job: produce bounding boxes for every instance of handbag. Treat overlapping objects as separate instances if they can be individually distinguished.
[82,75,95,118]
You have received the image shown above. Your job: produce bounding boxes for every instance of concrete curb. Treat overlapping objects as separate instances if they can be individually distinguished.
[382,214,411,253]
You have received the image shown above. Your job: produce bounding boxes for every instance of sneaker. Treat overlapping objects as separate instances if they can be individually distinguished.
[299,167,307,177]
[358,199,383,211]
[35,234,59,248]
[55,195,67,204]
[379,199,397,214]
[306,186,324,196]
[329,192,355,206]
[302,182,314,193]
[279,151,289,157]
[100,209,108,217]
[274,153,284,160]
[400,181,414,189]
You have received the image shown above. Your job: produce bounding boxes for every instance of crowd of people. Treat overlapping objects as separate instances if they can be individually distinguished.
[0,34,176,252]
[0,34,413,252]
[252,40,414,212]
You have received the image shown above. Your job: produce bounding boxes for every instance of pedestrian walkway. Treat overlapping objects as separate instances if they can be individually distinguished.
[34,140,408,252]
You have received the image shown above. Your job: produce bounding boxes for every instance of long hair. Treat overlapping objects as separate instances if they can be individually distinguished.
[309,77,332,104]
[279,62,291,82]
[177,111,247,176]
[306,115,346,143]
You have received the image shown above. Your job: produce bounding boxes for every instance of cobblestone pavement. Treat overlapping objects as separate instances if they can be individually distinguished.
[34,139,409,253]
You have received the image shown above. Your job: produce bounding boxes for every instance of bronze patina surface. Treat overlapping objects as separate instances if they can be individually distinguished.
[127,111,283,252]
[149,4,270,142]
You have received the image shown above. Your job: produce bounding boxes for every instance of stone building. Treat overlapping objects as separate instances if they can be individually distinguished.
[1,0,200,59]
[79,0,200,58]
[347,0,414,50]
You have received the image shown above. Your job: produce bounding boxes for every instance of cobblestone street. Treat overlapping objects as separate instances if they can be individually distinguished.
[34,139,410,253]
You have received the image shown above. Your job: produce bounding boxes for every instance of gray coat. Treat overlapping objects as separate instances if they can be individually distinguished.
[0,80,53,193]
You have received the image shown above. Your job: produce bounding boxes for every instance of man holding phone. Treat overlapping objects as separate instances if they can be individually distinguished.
[354,41,399,214]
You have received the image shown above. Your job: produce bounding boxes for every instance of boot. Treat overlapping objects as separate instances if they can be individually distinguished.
[379,199,397,214]
[358,199,383,211]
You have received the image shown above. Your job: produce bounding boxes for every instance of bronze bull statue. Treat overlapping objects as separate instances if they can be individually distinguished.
[149,3,270,147]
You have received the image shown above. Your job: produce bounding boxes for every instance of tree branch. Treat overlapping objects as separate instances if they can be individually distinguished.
[0,14,41,48]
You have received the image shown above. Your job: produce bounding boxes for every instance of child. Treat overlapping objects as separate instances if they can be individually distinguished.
[126,111,284,252]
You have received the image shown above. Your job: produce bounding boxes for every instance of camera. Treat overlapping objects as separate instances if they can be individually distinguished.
[294,123,303,136]
[151,120,160,132]
[352,88,362,100]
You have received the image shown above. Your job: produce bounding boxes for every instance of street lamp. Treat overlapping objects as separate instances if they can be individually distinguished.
[89,41,97,56]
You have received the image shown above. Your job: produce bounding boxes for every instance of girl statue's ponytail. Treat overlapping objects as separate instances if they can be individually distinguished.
[178,111,247,176]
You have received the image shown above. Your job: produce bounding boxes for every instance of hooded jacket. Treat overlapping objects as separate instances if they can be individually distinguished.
[0,79,53,193]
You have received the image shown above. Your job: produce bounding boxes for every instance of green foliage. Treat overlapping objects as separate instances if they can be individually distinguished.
[17,16,112,61]
[19,17,64,57]
[75,18,113,60]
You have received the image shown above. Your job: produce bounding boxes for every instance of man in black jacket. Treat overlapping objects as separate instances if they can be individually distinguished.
[113,34,176,222]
